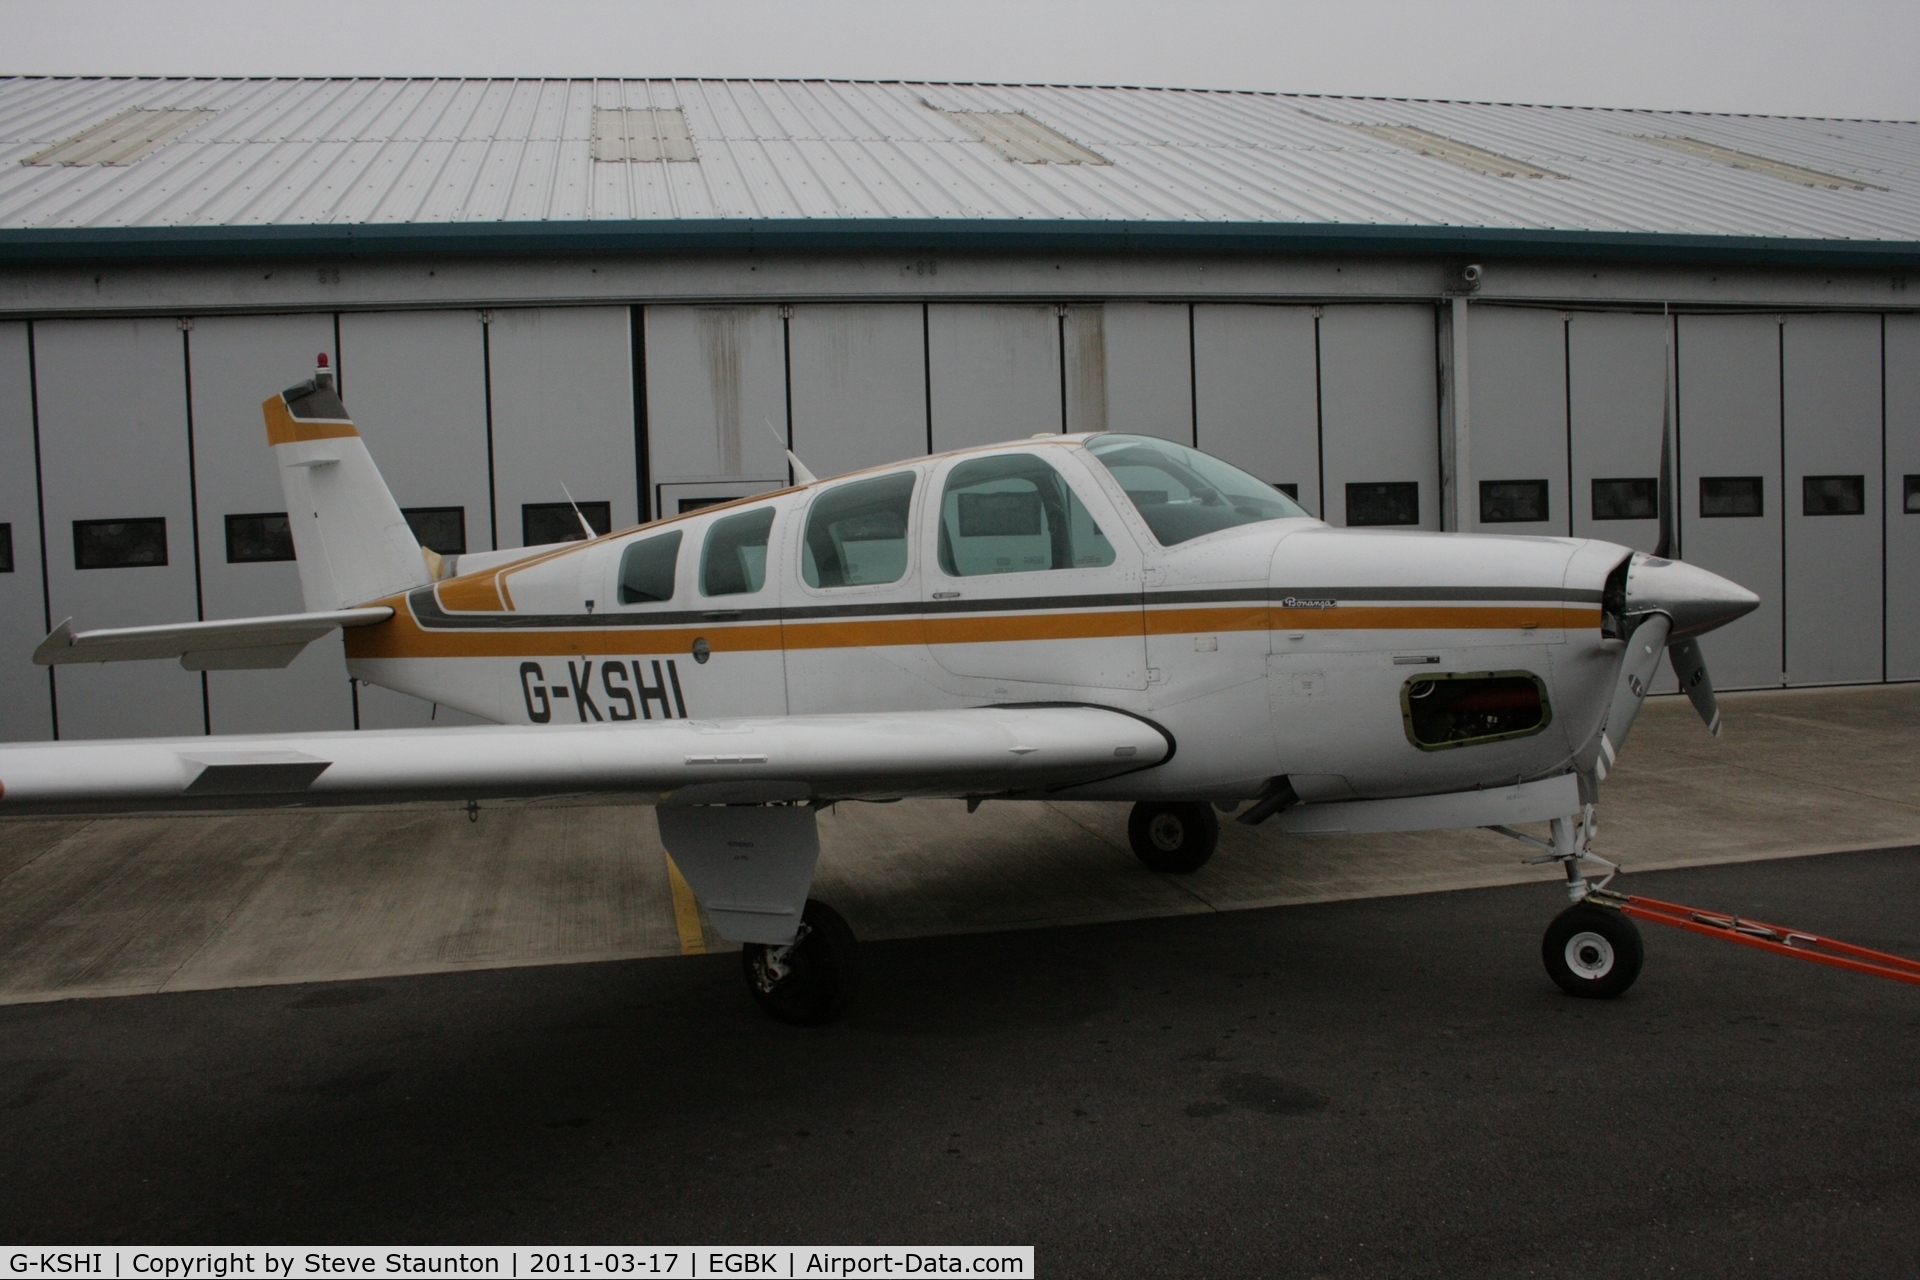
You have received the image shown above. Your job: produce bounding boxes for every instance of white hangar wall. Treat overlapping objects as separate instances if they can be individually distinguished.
[0,280,1914,741]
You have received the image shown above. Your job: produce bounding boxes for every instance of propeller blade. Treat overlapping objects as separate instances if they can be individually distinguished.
[1668,636,1722,737]
[1654,307,1676,560]
[1591,614,1672,779]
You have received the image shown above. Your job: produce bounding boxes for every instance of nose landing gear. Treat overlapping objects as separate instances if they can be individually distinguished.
[1542,902,1644,998]
[1490,805,1645,999]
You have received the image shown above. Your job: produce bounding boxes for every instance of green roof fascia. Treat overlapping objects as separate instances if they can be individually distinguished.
[0,218,1917,270]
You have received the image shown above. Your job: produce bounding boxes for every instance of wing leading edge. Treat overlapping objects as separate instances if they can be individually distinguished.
[0,705,1170,816]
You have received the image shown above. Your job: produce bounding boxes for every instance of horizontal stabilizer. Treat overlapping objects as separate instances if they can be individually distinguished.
[33,608,393,670]
[0,705,1170,816]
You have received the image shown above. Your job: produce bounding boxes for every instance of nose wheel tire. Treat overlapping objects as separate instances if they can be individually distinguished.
[1542,903,1644,999]
[1127,801,1220,874]
[741,899,859,1026]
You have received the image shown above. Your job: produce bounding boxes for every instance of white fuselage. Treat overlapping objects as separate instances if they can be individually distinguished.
[343,436,1629,805]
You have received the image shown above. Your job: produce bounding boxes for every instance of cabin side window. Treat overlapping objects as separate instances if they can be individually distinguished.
[1401,671,1552,751]
[701,507,776,597]
[937,453,1114,578]
[617,529,682,605]
[802,471,915,588]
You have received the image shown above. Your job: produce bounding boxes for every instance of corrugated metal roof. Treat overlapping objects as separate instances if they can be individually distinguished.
[0,77,1914,252]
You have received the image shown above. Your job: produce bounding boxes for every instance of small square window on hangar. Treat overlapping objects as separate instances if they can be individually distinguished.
[402,507,467,556]
[1700,477,1764,518]
[225,512,295,563]
[1480,479,1548,524]
[1346,482,1419,527]
[1802,475,1865,517]
[0,522,12,573]
[1906,476,1920,514]
[1592,478,1658,521]
[524,501,612,546]
[74,518,167,570]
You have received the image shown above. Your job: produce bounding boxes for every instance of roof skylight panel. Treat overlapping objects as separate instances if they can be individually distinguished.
[936,109,1110,165]
[23,107,216,166]
[1337,121,1568,180]
[592,107,697,162]
[1634,134,1889,191]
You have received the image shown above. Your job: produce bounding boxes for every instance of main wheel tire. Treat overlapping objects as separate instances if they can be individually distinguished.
[1542,903,1644,999]
[741,899,859,1026]
[1127,801,1220,874]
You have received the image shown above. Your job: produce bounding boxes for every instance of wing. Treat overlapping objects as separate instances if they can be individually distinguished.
[33,608,394,671]
[0,705,1170,816]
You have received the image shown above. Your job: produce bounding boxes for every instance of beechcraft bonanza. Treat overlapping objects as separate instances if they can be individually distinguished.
[0,354,1758,1023]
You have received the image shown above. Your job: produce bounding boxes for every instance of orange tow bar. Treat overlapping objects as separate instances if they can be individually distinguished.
[1589,888,1920,988]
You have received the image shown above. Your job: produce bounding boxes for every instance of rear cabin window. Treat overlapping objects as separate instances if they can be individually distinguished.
[701,507,775,597]
[1402,672,1551,751]
[803,472,915,588]
[1085,435,1307,545]
[938,454,1114,577]
[617,529,681,604]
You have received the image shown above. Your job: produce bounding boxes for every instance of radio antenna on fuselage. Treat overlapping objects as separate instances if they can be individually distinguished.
[559,483,598,542]
[766,418,818,485]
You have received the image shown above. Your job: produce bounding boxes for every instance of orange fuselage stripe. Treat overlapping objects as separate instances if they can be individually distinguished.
[344,603,1601,661]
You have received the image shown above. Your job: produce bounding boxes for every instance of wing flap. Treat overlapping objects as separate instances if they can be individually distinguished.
[33,608,393,670]
[0,706,1170,815]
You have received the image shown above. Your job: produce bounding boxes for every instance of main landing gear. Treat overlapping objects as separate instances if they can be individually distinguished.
[1492,805,1645,999]
[1127,801,1220,873]
[741,899,859,1026]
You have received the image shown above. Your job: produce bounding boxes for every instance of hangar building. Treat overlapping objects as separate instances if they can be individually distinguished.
[0,76,1916,740]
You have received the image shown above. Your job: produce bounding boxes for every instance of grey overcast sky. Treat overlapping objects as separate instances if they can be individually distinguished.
[6,0,1918,120]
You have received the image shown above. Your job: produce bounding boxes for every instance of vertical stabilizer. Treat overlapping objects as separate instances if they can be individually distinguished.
[262,355,434,611]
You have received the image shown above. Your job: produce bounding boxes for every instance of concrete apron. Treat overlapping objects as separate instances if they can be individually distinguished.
[2,683,1918,1004]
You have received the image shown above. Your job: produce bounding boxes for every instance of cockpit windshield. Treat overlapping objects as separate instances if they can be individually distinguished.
[1083,434,1311,546]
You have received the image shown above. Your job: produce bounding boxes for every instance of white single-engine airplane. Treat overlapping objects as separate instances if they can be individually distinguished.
[1,356,1757,1023]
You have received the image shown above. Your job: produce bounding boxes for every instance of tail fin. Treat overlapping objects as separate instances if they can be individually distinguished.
[262,356,436,611]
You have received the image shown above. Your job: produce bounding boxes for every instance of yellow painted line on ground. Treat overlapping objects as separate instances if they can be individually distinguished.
[663,852,707,955]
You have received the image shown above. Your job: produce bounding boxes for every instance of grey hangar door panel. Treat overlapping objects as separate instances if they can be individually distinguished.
[1568,311,1666,551]
[1465,306,1567,535]
[1316,305,1439,529]
[1567,310,1674,693]
[785,304,927,479]
[926,304,1062,451]
[0,322,51,741]
[1677,314,1781,690]
[34,318,204,739]
[1782,314,1882,686]
[186,314,352,735]
[1191,304,1321,516]
[488,307,637,548]
[1886,316,1920,680]
[1063,302,1192,442]
[645,306,788,505]
[337,309,493,730]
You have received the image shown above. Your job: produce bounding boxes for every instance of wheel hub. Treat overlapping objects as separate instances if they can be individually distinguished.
[1565,930,1616,979]
[1148,813,1186,852]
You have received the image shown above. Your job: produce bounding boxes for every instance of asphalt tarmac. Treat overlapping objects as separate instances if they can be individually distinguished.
[4,847,1919,1277]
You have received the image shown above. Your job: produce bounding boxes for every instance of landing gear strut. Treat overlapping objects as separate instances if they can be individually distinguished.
[1491,805,1644,999]
[741,898,859,1026]
[1127,801,1219,873]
